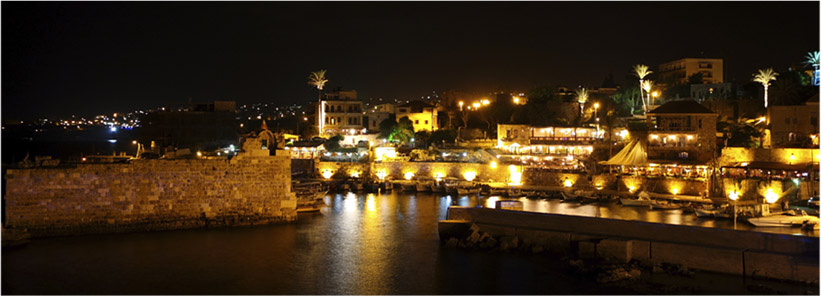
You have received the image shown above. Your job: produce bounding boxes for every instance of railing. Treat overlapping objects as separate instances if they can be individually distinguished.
[651,126,696,132]
[530,136,596,142]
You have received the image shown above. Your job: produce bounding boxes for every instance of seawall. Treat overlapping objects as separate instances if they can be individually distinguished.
[444,206,819,283]
[3,153,297,237]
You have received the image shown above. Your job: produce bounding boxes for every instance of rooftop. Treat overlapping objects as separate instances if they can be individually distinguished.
[648,100,715,115]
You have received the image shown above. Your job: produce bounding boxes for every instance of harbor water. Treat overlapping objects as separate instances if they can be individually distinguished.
[2,191,816,294]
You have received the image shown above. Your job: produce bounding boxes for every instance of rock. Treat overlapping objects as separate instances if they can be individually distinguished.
[485,237,497,248]
[511,236,519,249]
[629,268,641,279]
[468,231,481,244]
[469,223,481,233]
[445,237,459,248]
[531,245,544,254]
[478,232,492,242]
[499,241,510,251]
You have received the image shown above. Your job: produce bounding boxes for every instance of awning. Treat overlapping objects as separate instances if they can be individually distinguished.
[601,138,648,166]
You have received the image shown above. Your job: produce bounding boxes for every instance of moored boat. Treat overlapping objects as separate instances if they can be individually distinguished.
[401,183,416,192]
[507,188,524,198]
[650,200,682,210]
[747,210,820,228]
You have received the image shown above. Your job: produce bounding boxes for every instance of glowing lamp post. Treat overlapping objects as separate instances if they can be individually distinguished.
[764,189,779,204]
[563,179,573,188]
[729,190,739,226]
[404,172,415,180]
[463,171,476,182]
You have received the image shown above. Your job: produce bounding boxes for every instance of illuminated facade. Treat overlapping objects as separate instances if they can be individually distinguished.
[396,101,438,132]
[767,98,819,147]
[658,58,724,84]
[317,89,365,137]
[497,124,598,157]
[645,100,718,163]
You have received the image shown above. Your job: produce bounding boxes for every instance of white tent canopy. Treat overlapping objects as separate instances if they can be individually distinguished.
[602,138,648,166]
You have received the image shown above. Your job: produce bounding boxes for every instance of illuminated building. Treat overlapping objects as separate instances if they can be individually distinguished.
[658,58,724,84]
[396,101,438,132]
[767,96,819,147]
[316,88,364,137]
[645,100,717,163]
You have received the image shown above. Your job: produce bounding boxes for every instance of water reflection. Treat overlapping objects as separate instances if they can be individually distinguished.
[2,190,815,295]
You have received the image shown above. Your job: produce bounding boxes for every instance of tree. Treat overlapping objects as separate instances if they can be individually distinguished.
[718,117,764,148]
[428,129,457,146]
[633,64,653,115]
[612,87,640,116]
[324,133,344,151]
[804,51,820,86]
[308,70,328,100]
[641,80,655,106]
[575,88,589,117]
[387,117,415,144]
[752,68,778,108]
[377,115,398,139]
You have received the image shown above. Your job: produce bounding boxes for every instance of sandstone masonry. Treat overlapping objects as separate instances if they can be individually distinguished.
[4,153,296,237]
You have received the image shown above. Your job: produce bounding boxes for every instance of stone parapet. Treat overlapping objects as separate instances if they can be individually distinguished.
[4,156,296,237]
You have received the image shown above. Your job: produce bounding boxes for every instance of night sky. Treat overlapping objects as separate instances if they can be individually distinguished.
[2,1,818,120]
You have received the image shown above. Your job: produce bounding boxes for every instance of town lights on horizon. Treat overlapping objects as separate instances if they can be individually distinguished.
[434,172,444,181]
[404,172,415,180]
[563,179,573,188]
[349,171,361,178]
[490,161,497,169]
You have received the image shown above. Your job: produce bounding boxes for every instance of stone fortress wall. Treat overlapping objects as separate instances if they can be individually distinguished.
[3,151,296,237]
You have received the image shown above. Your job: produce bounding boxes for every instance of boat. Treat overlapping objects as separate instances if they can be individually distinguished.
[650,200,682,210]
[523,190,540,198]
[748,210,820,228]
[560,189,591,202]
[443,178,460,194]
[294,181,328,213]
[457,186,480,196]
[620,191,651,207]
[430,182,446,193]
[401,183,416,192]
[354,182,364,192]
[507,188,524,198]
[581,194,602,204]
[488,187,507,196]
[416,181,432,192]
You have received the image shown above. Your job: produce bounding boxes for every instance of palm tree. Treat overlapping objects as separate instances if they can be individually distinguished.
[752,68,778,108]
[575,88,589,118]
[804,51,820,86]
[633,64,653,115]
[641,80,654,107]
[308,70,329,101]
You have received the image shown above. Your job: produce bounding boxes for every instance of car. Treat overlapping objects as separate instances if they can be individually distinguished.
[808,197,820,208]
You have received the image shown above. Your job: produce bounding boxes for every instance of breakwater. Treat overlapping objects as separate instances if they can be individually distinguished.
[441,206,819,283]
[3,152,296,237]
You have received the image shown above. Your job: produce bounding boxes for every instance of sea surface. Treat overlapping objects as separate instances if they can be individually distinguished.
[2,192,816,295]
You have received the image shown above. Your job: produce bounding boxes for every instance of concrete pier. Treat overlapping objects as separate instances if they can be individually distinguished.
[442,206,819,283]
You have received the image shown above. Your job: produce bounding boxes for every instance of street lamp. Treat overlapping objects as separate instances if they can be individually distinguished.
[459,101,464,111]
[729,190,739,227]
[652,91,659,105]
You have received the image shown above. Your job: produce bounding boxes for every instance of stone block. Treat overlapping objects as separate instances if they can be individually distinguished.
[744,251,820,282]
[598,238,632,263]
[578,240,597,259]
[516,228,571,253]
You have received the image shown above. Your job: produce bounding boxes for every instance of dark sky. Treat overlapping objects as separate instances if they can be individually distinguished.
[3,1,818,120]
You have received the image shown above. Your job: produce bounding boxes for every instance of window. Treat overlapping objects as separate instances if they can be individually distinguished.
[425,120,429,125]
[326,117,330,124]
[786,117,791,124]
[338,117,342,124]
[678,152,689,159]
[415,120,419,124]
[793,118,798,124]
[698,119,702,129]
[812,117,818,125]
